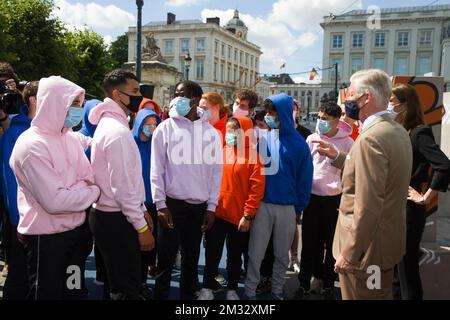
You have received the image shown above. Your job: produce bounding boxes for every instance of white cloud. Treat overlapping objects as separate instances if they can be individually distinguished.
[54,0,135,31]
[103,35,114,46]
[165,0,206,7]
[201,9,318,72]
[269,0,363,32]
[202,0,363,73]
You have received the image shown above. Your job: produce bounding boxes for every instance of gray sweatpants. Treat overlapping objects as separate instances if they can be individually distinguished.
[245,201,296,297]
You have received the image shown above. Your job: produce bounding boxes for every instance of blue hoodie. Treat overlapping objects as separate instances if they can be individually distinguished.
[1,105,32,225]
[79,99,101,159]
[260,93,313,214]
[132,109,161,205]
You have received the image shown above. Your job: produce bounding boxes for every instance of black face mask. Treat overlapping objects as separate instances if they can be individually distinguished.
[118,90,143,113]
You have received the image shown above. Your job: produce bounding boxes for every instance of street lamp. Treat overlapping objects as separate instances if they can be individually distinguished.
[184,52,192,80]
[136,0,144,82]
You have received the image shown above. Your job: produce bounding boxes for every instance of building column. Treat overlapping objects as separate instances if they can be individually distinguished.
[387,28,396,75]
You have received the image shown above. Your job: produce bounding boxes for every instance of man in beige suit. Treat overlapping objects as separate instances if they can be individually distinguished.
[314,69,412,299]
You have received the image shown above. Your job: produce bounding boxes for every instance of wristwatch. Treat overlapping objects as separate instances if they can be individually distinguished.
[243,214,253,221]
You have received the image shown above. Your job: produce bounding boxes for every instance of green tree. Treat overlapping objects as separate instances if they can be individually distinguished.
[109,33,129,69]
[64,29,110,98]
[0,8,16,62]
[0,0,76,81]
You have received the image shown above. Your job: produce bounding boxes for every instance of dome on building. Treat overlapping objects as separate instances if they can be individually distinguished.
[225,10,246,29]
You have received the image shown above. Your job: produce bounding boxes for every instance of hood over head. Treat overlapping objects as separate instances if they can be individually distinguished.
[230,115,256,149]
[31,76,85,135]
[266,93,296,136]
[132,108,161,143]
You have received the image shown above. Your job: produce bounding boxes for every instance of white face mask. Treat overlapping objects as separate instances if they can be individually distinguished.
[387,103,399,117]
[233,102,249,117]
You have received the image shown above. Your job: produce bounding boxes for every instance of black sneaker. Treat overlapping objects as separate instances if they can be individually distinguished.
[240,269,246,280]
[148,266,157,279]
[256,277,271,295]
[209,278,224,293]
[139,284,153,300]
[293,286,309,300]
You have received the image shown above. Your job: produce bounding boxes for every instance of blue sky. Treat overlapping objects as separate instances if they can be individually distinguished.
[53,0,450,82]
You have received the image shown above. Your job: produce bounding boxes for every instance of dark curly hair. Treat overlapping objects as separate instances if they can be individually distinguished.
[318,101,342,119]
[236,89,259,109]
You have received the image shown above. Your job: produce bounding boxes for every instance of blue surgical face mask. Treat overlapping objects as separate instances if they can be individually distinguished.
[317,119,332,134]
[225,132,238,146]
[64,106,83,128]
[345,94,366,121]
[264,114,280,129]
[142,124,156,138]
[171,97,192,117]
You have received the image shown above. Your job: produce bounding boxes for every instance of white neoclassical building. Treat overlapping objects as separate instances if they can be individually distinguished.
[127,10,262,102]
[320,4,450,90]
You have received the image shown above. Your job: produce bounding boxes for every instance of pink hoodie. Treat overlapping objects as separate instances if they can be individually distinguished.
[9,76,100,235]
[151,107,223,212]
[88,98,147,231]
[306,120,354,196]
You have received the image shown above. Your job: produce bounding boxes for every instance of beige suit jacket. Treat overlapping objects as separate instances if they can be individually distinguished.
[332,114,413,270]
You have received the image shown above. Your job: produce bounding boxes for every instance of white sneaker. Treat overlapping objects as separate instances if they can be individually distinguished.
[310,277,323,294]
[197,288,214,300]
[293,262,301,274]
[226,290,240,300]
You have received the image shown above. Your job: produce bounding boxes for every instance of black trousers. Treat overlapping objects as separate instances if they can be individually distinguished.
[22,222,90,300]
[299,194,341,290]
[154,197,206,300]
[3,223,29,300]
[90,208,141,300]
[140,203,158,283]
[1,200,12,265]
[398,201,426,300]
[204,217,249,290]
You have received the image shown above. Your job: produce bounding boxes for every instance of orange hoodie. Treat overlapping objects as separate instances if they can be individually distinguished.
[216,116,265,226]
[213,115,227,146]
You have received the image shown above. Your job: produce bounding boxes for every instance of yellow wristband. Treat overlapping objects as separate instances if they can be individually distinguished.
[137,225,149,234]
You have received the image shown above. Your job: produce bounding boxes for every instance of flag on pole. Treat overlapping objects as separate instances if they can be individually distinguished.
[280,62,286,69]
[309,68,318,80]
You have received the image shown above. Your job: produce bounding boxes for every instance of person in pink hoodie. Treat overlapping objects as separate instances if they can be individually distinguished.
[88,69,155,300]
[9,76,101,300]
[151,81,223,300]
[296,101,354,300]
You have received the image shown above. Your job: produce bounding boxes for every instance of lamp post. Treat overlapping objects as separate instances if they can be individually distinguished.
[136,0,144,82]
[306,90,312,124]
[184,52,192,80]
